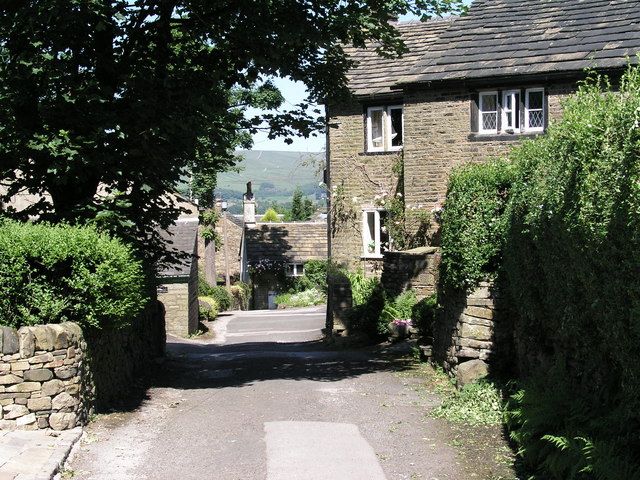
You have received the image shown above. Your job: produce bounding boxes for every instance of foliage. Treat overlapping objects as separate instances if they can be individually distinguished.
[291,259,328,293]
[200,209,222,249]
[0,1,465,264]
[0,220,146,329]
[439,159,514,291]
[230,282,251,310]
[261,208,280,223]
[345,271,387,337]
[504,366,640,480]
[380,289,417,322]
[275,288,325,308]
[433,379,504,427]
[197,272,233,311]
[411,294,438,340]
[198,296,219,321]
[286,188,315,221]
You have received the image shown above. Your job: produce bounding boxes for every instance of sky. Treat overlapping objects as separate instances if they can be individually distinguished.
[248,1,474,153]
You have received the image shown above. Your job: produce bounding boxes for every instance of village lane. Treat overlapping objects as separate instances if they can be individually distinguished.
[66,307,464,480]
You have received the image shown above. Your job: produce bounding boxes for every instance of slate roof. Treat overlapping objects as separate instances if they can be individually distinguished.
[159,218,199,278]
[245,222,328,263]
[344,19,454,97]
[398,0,640,85]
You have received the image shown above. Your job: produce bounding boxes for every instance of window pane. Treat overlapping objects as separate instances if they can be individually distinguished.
[379,211,389,252]
[389,108,403,147]
[370,110,383,148]
[483,112,497,131]
[481,93,497,112]
[528,91,543,110]
[529,110,544,128]
[367,211,376,253]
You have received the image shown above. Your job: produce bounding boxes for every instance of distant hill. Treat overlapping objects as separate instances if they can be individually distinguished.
[216,150,325,214]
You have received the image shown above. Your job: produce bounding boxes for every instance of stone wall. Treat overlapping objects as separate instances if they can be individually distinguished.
[432,281,513,384]
[380,247,440,299]
[0,323,88,431]
[158,279,198,337]
[1,301,166,430]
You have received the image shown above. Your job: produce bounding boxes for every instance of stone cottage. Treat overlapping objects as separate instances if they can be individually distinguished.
[239,185,328,309]
[157,199,200,337]
[326,0,640,271]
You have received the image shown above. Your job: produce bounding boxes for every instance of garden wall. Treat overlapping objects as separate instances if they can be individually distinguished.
[380,246,440,299]
[0,302,165,430]
[433,281,513,383]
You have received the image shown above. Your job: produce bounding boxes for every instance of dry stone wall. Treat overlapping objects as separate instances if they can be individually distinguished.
[380,247,440,299]
[0,323,89,431]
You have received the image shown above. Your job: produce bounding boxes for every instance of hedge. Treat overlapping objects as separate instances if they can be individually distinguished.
[0,220,146,330]
[439,65,640,478]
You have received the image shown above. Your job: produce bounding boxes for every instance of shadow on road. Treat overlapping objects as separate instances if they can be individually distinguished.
[147,338,416,393]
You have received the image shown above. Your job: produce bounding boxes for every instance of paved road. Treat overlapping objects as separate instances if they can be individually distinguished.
[67,307,462,480]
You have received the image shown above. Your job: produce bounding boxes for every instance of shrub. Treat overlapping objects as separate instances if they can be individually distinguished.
[301,259,328,292]
[380,290,417,323]
[346,271,386,338]
[261,208,280,223]
[230,282,251,310]
[198,273,233,311]
[198,296,219,321]
[0,220,146,329]
[439,159,514,291]
[501,67,640,478]
[411,294,438,340]
[275,288,325,308]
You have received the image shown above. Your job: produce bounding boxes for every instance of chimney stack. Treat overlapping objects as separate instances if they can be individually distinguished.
[243,181,256,228]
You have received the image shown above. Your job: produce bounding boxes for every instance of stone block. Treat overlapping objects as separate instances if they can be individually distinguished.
[23,369,53,382]
[3,404,29,420]
[44,360,64,368]
[32,325,56,351]
[1,327,19,354]
[460,322,492,341]
[52,392,78,411]
[67,347,76,359]
[15,397,27,405]
[65,384,80,396]
[457,347,481,359]
[54,366,77,380]
[16,413,37,429]
[459,338,494,350]
[6,382,41,393]
[456,359,489,388]
[49,412,76,431]
[42,379,65,396]
[49,324,69,349]
[10,361,30,371]
[459,313,493,327]
[29,352,54,364]
[464,306,494,320]
[18,328,35,358]
[0,364,9,373]
[0,374,22,385]
[27,396,52,411]
[37,416,49,429]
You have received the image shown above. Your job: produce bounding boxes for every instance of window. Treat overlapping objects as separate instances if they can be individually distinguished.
[362,210,389,258]
[286,263,305,277]
[479,92,498,134]
[525,88,545,132]
[475,88,546,135]
[366,106,403,152]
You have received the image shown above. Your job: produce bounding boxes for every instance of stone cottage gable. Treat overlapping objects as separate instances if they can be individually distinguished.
[245,222,328,264]
[398,0,640,85]
[343,18,453,97]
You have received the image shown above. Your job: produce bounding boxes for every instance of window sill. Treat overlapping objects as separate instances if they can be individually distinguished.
[361,255,384,260]
[358,150,403,157]
[468,132,543,142]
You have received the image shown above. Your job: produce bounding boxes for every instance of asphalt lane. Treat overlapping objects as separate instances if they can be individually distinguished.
[67,307,462,480]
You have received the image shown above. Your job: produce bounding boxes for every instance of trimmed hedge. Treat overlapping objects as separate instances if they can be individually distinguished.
[439,65,640,478]
[0,220,146,329]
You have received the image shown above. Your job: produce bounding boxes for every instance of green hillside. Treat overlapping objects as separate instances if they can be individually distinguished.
[215,150,325,213]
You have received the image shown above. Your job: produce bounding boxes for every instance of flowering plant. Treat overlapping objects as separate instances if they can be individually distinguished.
[392,318,412,327]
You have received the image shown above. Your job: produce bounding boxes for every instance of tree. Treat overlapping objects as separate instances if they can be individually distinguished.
[0,0,465,264]
[289,188,315,221]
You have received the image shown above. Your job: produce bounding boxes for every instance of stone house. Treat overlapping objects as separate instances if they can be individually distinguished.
[326,0,640,272]
[239,186,328,309]
[158,200,200,337]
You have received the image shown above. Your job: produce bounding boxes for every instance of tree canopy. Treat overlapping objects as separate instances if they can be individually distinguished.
[0,0,465,264]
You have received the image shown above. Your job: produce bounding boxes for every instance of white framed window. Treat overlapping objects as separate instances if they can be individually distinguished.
[525,88,545,132]
[286,263,305,277]
[362,209,389,258]
[502,90,521,133]
[479,92,499,134]
[366,106,403,152]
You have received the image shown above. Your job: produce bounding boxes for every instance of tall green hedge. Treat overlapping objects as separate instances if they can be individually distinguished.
[439,65,640,478]
[439,159,513,291]
[0,220,146,329]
